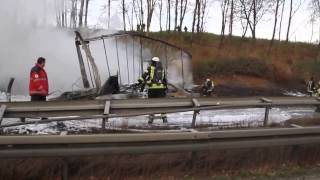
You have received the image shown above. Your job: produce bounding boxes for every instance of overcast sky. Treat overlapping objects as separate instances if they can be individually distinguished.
[87,0,317,43]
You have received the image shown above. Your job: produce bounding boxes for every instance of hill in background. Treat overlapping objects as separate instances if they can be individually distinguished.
[150,32,320,95]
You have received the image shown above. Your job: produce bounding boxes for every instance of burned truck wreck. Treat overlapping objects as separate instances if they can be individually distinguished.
[53,31,193,101]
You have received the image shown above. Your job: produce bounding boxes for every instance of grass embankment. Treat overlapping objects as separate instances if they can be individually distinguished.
[150,32,320,92]
[2,145,320,179]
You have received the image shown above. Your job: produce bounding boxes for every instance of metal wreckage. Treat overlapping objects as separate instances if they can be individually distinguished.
[46,31,193,101]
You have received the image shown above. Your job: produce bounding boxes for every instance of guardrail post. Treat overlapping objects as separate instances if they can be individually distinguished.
[264,105,271,126]
[260,97,272,127]
[102,101,111,130]
[191,98,200,128]
[0,105,7,126]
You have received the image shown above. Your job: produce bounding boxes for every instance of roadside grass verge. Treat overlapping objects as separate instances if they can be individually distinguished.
[195,57,271,79]
[1,145,320,179]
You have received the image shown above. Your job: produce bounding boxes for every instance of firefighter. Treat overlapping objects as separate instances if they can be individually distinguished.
[307,77,315,96]
[138,57,168,124]
[316,81,320,97]
[29,57,49,102]
[202,78,214,96]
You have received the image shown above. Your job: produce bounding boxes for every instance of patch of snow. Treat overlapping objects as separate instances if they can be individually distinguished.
[283,90,308,97]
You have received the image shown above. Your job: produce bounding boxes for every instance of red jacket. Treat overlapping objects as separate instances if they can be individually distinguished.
[29,64,49,96]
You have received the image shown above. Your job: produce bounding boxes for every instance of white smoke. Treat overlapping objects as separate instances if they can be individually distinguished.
[0,0,193,96]
[0,0,81,95]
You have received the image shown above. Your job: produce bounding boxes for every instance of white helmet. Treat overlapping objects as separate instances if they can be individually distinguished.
[206,78,210,82]
[151,57,160,62]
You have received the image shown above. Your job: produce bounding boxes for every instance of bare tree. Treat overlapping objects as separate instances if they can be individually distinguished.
[146,0,157,33]
[310,16,315,42]
[196,0,201,32]
[220,0,230,37]
[286,0,293,42]
[229,0,234,36]
[84,0,90,27]
[133,0,144,31]
[167,0,171,31]
[278,0,285,40]
[70,0,78,28]
[239,0,270,39]
[108,0,111,29]
[310,0,320,44]
[286,0,303,42]
[192,0,199,35]
[159,0,163,31]
[140,0,144,29]
[179,0,188,31]
[55,0,68,27]
[174,0,178,31]
[78,0,85,27]
[122,0,127,31]
[271,0,280,45]
[200,0,207,32]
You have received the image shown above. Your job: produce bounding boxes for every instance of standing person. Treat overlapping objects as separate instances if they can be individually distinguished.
[29,57,48,102]
[307,77,315,96]
[138,57,168,124]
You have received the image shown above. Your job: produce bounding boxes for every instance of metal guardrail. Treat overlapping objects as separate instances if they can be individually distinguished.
[1,126,320,158]
[0,97,320,129]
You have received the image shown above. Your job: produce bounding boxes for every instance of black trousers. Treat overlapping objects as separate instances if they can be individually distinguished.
[31,95,46,102]
[147,88,167,124]
[148,88,166,98]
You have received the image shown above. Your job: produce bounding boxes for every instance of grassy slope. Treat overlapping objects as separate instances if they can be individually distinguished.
[150,32,320,90]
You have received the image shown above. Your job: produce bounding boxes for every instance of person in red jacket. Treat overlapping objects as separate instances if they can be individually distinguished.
[29,57,48,101]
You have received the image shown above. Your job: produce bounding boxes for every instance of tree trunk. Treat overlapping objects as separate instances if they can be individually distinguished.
[196,0,201,33]
[159,0,163,31]
[84,0,90,27]
[229,0,234,36]
[271,0,280,45]
[79,0,85,27]
[122,0,126,31]
[278,0,285,40]
[286,0,293,42]
[167,0,171,31]
[252,0,256,39]
[221,0,229,37]
[108,0,111,29]
[174,0,178,31]
[179,0,188,30]
[200,0,207,32]
[146,0,156,33]
[192,0,198,35]
[140,0,144,28]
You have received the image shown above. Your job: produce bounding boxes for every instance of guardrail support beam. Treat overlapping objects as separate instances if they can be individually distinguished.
[260,97,272,127]
[191,98,200,128]
[264,105,271,126]
[0,105,7,125]
[102,101,110,130]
